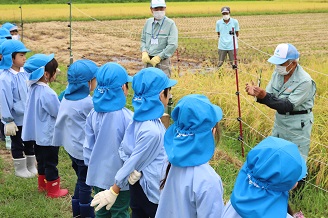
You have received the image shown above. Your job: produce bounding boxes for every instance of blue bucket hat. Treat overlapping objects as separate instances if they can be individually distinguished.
[0,40,30,69]
[64,59,98,101]
[164,94,223,167]
[93,62,132,112]
[231,136,307,218]
[132,67,176,122]
[24,53,55,86]
[267,43,299,65]
[2,22,18,32]
[0,27,12,39]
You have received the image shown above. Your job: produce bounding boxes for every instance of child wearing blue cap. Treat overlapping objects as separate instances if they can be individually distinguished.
[0,27,12,145]
[91,67,177,217]
[222,136,307,218]
[83,62,133,218]
[155,94,224,218]
[2,22,20,40]
[22,53,68,198]
[0,40,37,178]
[52,59,98,217]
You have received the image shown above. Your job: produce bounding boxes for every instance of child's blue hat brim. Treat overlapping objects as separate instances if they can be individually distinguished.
[93,62,131,112]
[164,94,223,167]
[24,53,55,86]
[0,40,30,69]
[27,67,46,86]
[231,136,307,218]
[132,67,177,121]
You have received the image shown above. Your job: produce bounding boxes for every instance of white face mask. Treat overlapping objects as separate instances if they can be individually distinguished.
[153,11,165,20]
[223,15,230,20]
[275,62,293,76]
[12,35,20,40]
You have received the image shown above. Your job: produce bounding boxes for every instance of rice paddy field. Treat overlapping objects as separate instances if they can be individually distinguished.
[0,1,328,217]
[1,1,328,22]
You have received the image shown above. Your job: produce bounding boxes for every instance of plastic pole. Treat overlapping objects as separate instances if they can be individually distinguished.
[230,27,244,157]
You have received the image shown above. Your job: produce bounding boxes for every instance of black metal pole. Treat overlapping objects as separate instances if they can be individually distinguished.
[19,5,23,42]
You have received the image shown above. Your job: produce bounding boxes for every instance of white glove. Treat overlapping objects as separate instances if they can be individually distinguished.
[128,170,142,185]
[5,122,19,136]
[90,187,118,211]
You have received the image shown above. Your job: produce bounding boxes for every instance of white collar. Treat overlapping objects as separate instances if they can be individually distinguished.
[36,81,49,87]
[9,67,24,75]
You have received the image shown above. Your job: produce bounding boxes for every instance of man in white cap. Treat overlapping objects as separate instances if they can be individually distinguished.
[245,43,316,164]
[140,0,178,78]
[216,6,239,68]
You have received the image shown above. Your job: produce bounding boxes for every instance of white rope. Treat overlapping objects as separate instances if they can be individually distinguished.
[303,179,328,193]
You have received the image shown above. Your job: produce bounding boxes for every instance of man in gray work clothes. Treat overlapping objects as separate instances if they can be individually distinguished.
[140,0,178,78]
[246,43,316,163]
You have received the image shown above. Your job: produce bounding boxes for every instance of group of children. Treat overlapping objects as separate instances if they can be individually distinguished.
[0,21,307,218]
[0,22,20,149]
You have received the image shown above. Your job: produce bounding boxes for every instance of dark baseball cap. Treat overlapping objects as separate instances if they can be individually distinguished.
[221,6,230,14]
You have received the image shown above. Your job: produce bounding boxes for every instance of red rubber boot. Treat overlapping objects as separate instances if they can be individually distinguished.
[46,177,68,198]
[38,175,46,192]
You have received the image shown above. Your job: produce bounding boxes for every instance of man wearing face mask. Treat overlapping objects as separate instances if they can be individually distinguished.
[245,43,316,164]
[141,0,178,78]
[216,6,239,68]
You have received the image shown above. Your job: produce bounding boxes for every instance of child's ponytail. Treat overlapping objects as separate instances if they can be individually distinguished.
[160,162,171,190]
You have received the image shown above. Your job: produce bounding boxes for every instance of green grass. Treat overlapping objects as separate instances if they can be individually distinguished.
[0,144,73,218]
[1,133,327,217]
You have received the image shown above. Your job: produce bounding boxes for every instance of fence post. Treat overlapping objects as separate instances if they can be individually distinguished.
[230,27,244,157]
[67,0,73,66]
[19,5,23,42]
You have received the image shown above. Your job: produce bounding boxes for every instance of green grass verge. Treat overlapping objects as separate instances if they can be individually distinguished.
[1,135,327,217]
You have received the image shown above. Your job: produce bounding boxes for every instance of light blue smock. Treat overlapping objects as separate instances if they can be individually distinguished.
[0,68,29,125]
[52,96,93,160]
[266,65,316,160]
[83,107,133,190]
[215,18,239,50]
[141,17,178,59]
[155,163,224,218]
[22,82,60,146]
[115,119,167,204]
[222,201,293,218]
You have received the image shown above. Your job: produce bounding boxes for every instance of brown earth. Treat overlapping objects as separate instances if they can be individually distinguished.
[21,13,328,75]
